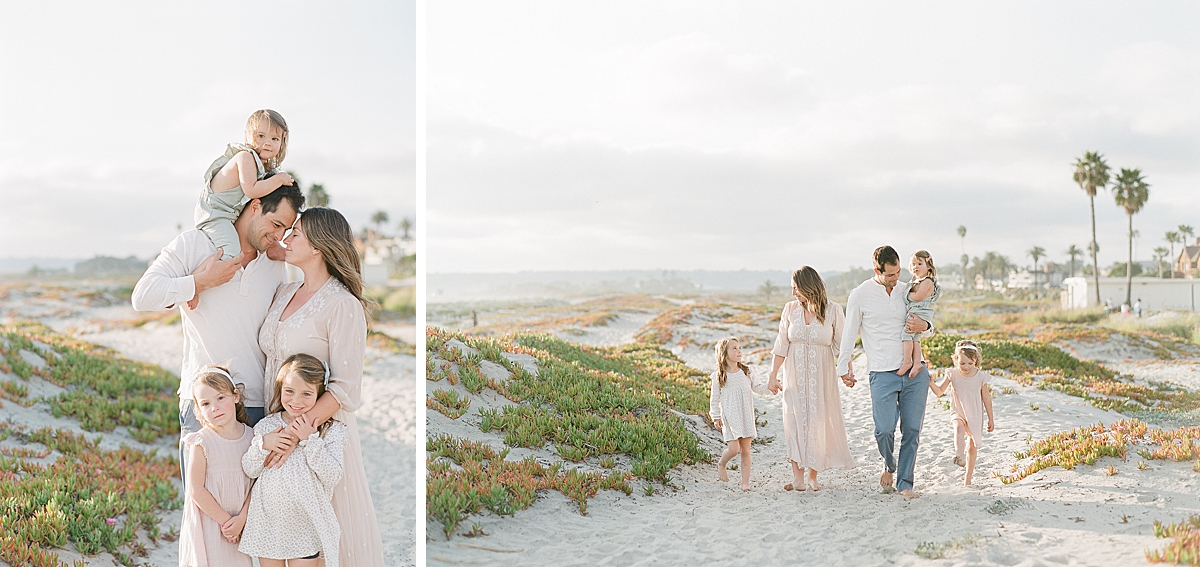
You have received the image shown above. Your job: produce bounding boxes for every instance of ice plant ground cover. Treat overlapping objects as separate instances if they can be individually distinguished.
[0,321,181,566]
[426,327,710,537]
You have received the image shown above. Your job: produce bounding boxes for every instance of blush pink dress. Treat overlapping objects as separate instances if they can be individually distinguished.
[946,368,992,444]
[771,300,856,472]
[258,277,384,567]
[178,425,254,567]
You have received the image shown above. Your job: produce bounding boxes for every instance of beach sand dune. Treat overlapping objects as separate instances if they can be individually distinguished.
[427,306,1200,567]
[1,281,416,566]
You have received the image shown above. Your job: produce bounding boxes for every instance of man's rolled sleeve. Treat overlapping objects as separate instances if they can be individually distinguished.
[132,236,199,311]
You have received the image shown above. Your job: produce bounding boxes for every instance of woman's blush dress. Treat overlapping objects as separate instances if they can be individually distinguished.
[258,278,384,567]
[771,300,856,472]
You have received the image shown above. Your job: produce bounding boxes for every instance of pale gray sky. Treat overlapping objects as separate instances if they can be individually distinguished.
[428,1,1200,275]
[0,0,414,260]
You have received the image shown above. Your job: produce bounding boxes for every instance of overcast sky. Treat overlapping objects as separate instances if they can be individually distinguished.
[427,1,1200,275]
[0,1,414,260]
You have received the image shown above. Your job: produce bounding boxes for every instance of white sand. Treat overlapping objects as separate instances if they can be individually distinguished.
[427,306,1200,567]
[0,282,415,566]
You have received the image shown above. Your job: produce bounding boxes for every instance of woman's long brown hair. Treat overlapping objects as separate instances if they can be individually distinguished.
[792,266,829,324]
[300,207,372,313]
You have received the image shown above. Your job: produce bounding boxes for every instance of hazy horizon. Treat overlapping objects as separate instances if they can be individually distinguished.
[428,1,1200,276]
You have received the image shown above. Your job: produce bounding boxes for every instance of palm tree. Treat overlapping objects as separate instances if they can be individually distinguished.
[957,225,968,287]
[1065,245,1082,277]
[371,210,390,234]
[399,217,413,240]
[1153,246,1169,278]
[1074,151,1110,306]
[1180,224,1196,248]
[307,183,330,207]
[1027,246,1046,288]
[1166,231,1180,278]
[1112,168,1150,306]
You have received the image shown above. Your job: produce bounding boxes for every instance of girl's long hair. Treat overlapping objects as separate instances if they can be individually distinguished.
[245,109,289,172]
[792,266,828,324]
[270,353,336,436]
[191,364,251,428]
[715,337,751,388]
[300,207,372,313]
[912,250,937,281]
[953,339,982,367]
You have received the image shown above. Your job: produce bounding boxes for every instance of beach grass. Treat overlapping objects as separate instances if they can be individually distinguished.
[426,327,710,536]
[924,333,1200,413]
[1147,514,1200,565]
[2,321,179,443]
[1004,420,1200,484]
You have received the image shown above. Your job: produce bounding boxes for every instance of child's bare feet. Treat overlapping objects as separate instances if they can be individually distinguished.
[717,464,728,482]
[964,478,973,486]
[907,359,924,379]
[742,484,751,491]
[898,358,912,377]
[953,456,966,467]
[880,470,895,493]
[899,489,920,499]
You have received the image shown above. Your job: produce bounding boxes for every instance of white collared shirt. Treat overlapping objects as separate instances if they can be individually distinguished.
[836,277,924,376]
[131,230,285,406]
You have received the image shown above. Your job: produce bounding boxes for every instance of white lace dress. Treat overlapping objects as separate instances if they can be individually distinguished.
[709,369,768,442]
[771,300,856,471]
[239,413,346,565]
[257,277,384,567]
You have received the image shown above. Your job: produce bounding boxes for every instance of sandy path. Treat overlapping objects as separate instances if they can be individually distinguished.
[427,316,1200,566]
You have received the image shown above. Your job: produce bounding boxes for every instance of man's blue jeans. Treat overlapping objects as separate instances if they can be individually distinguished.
[869,368,929,493]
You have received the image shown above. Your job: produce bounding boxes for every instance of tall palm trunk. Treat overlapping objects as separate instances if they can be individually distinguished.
[1125,214,1134,306]
[1090,195,1101,306]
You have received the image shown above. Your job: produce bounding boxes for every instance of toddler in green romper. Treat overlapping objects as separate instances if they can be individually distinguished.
[195,143,268,260]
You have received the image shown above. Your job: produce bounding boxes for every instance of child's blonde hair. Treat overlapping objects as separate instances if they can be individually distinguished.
[953,340,982,367]
[270,353,336,436]
[244,109,289,171]
[715,337,751,388]
[911,250,937,281]
[191,364,251,428]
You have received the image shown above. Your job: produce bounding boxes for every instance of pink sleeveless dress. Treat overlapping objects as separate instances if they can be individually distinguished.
[178,425,254,567]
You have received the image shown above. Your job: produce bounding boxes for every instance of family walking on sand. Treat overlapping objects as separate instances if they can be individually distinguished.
[131,110,386,567]
[709,245,997,497]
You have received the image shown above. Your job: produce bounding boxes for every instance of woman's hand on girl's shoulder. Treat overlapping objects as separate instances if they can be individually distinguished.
[261,427,297,453]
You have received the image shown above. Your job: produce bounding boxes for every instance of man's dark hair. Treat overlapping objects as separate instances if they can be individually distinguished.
[259,173,305,215]
[873,245,900,271]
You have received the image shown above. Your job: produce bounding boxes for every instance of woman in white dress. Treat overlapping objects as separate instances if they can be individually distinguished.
[256,207,384,567]
[767,266,856,491]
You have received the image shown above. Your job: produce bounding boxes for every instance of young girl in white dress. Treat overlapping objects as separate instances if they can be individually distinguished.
[179,365,254,567]
[928,340,996,485]
[239,354,346,567]
[710,337,768,491]
[899,250,941,378]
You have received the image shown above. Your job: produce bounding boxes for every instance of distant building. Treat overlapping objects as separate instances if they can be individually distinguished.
[1175,238,1200,278]
[1063,276,1200,311]
[355,229,415,287]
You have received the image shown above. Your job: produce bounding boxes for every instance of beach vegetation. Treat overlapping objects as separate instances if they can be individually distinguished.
[1006,420,1200,483]
[0,422,178,566]
[1147,515,1200,565]
[915,533,982,560]
[2,321,179,443]
[428,389,471,419]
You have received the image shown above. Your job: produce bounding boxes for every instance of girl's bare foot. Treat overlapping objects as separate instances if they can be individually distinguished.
[880,470,895,494]
[907,360,924,379]
[898,359,912,376]
[718,464,729,482]
[899,489,920,499]
[964,478,973,486]
[953,456,966,467]
[742,484,751,491]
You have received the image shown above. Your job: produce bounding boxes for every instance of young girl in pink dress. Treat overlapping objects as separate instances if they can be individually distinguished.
[710,337,768,491]
[929,340,996,485]
[179,365,254,567]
